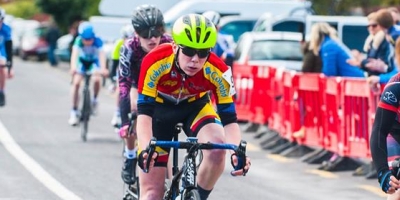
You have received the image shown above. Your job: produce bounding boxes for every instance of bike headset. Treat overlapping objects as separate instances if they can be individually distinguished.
[171,14,218,78]
[78,21,96,40]
[131,4,165,39]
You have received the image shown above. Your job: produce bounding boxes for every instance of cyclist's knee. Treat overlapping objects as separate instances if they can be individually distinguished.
[204,148,226,164]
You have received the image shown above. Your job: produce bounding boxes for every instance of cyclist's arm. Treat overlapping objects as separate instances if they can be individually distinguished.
[118,42,134,126]
[4,24,12,70]
[370,84,400,174]
[98,49,107,71]
[70,46,79,71]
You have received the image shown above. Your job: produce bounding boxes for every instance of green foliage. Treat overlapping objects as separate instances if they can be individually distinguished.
[35,0,101,32]
[3,1,40,19]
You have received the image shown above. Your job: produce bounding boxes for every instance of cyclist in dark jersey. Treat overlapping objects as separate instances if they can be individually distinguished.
[136,14,251,200]
[118,4,173,185]
[370,38,400,197]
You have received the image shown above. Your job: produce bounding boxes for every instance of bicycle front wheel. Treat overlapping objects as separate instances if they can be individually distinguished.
[183,189,201,200]
[80,88,91,142]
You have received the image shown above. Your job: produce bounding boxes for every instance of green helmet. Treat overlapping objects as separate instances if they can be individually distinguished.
[172,14,217,49]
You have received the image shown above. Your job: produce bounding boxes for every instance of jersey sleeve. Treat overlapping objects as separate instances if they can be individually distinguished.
[3,24,11,41]
[111,39,123,60]
[370,83,400,174]
[118,41,134,126]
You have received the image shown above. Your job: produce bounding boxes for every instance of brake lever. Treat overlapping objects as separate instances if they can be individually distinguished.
[144,137,157,173]
[234,140,247,175]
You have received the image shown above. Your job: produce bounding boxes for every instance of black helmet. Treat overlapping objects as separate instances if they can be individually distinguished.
[132,4,164,35]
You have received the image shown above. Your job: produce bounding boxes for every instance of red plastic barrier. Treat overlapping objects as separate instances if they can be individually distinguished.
[321,77,346,156]
[342,78,376,159]
[268,67,285,134]
[250,65,273,125]
[295,73,325,148]
[281,70,300,142]
[233,65,254,122]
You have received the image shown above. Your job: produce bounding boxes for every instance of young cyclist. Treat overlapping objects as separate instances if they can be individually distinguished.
[68,21,108,125]
[118,4,173,185]
[370,38,400,200]
[136,14,251,200]
[0,8,13,107]
[110,24,134,128]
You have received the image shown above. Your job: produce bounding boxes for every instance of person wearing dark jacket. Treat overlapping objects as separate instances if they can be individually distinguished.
[45,21,60,66]
[301,41,322,73]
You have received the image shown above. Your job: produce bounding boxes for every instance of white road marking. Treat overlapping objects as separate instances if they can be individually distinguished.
[0,121,82,200]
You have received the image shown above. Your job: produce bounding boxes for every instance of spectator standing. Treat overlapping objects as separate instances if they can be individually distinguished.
[45,20,60,67]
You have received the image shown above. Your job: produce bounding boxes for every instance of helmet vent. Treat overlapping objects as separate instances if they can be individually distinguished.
[196,27,201,43]
[203,31,211,44]
[185,28,193,42]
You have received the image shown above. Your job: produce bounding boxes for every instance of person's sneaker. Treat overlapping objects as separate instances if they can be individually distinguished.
[0,92,5,107]
[91,100,98,115]
[111,112,121,128]
[121,158,137,185]
[68,110,79,126]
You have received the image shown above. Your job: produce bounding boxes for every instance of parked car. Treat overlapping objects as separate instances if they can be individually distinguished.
[19,24,49,61]
[233,31,303,71]
[54,33,73,62]
[10,19,40,55]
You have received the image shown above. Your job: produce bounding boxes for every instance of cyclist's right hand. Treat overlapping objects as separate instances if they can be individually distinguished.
[378,170,399,194]
[138,148,158,173]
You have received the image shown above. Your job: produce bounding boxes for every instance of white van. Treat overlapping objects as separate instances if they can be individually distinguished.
[163,0,313,32]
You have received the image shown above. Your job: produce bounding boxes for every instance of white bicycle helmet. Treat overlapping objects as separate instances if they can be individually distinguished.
[120,24,134,39]
[0,8,6,20]
[202,11,221,26]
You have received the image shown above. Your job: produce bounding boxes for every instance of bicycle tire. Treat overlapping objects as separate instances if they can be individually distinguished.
[80,88,91,142]
[183,189,201,200]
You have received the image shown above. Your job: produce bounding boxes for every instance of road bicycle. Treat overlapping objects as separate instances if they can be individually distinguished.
[79,59,94,142]
[139,124,247,200]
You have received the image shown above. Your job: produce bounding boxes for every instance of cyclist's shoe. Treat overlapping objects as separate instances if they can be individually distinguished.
[91,100,98,115]
[68,110,79,126]
[121,158,137,185]
[0,91,5,107]
[111,112,121,128]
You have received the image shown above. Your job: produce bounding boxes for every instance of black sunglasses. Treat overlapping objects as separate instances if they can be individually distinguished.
[367,24,378,28]
[179,45,210,59]
[137,27,163,39]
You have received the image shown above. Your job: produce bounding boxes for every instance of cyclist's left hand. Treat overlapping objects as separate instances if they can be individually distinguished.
[230,154,251,176]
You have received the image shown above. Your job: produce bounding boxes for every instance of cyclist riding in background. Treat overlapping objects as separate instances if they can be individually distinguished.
[110,24,134,128]
[0,8,13,107]
[202,10,235,68]
[68,21,108,126]
[118,4,172,185]
[136,14,251,200]
[370,38,400,198]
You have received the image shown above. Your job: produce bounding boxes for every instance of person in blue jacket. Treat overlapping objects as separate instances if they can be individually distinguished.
[0,8,13,107]
[308,22,365,78]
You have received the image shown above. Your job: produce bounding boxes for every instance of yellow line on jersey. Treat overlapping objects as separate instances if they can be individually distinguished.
[266,154,294,163]
[305,169,338,179]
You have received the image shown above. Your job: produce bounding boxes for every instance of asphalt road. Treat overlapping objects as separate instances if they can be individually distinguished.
[0,58,387,200]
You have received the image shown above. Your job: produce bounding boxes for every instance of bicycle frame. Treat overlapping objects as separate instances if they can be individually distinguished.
[80,60,94,142]
[145,127,247,200]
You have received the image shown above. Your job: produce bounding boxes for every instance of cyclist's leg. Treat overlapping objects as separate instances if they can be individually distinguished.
[0,53,7,105]
[69,70,83,125]
[91,63,101,100]
[185,101,226,199]
[125,87,138,150]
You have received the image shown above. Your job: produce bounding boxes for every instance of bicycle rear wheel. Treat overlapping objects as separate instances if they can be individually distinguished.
[80,88,91,142]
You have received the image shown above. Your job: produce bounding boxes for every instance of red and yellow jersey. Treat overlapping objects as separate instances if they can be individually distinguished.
[138,43,236,105]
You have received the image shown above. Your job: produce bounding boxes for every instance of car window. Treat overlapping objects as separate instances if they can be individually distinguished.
[273,21,304,33]
[220,21,256,43]
[249,40,302,61]
[341,25,368,52]
[234,36,247,61]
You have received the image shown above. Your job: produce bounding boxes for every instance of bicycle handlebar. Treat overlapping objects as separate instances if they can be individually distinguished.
[144,137,247,173]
